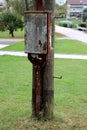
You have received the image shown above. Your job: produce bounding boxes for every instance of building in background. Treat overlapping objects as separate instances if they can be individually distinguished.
[0,0,7,12]
[67,0,87,18]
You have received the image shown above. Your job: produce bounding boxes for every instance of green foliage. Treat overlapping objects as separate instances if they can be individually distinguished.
[59,22,68,27]
[78,22,86,27]
[56,19,86,29]
[82,8,87,22]
[0,12,23,37]
[7,0,33,15]
[0,14,6,31]
[55,4,67,18]
[58,20,73,28]
[70,19,86,28]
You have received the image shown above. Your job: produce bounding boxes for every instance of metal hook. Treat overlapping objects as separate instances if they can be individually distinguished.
[53,76,62,79]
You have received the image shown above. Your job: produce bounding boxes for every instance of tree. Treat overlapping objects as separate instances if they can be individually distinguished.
[82,8,87,22]
[6,0,33,15]
[0,12,23,37]
[55,1,67,18]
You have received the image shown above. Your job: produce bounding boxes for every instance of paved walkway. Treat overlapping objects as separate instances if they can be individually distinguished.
[55,25,87,44]
[0,38,24,44]
[0,50,87,60]
[0,38,24,48]
[0,50,26,56]
[0,38,24,49]
[55,53,87,60]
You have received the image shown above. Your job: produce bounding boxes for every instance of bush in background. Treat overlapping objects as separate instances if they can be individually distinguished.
[78,23,86,28]
[82,8,87,22]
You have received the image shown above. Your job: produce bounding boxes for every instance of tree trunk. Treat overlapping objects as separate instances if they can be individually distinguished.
[9,29,14,37]
[24,0,29,10]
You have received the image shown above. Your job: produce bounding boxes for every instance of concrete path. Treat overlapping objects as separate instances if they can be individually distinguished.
[55,53,87,60]
[0,50,87,60]
[0,44,8,49]
[0,38,24,49]
[55,25,87,44]
[0,50,26,56]
[0,38,24,44]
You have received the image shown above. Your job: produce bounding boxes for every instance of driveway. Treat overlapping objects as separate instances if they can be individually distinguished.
[55,25,87,44]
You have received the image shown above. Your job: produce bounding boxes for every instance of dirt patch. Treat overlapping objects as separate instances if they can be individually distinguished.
[69,116,87,130]
[13,115,87,130]
[55,32,67,38]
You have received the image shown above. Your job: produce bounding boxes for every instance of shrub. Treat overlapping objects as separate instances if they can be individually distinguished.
[58,20,73,28]
[82,8,87,22]
[61,23,68,27]
[78,23,86,28]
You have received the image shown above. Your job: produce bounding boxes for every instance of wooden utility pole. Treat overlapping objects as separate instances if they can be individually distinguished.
[42,0,55,119]
[25,0,29,10]
[24,0,55,119]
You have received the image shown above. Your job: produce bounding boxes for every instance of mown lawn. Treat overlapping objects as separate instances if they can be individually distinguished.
[54,39,87,54]
[0,29,24,38]
[0,35,87,129]
[0,41,25,51]
[0,55,87,130]
[1,39,87,55]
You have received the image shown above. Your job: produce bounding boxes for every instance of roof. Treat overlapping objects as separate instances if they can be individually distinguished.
[68,0,87,4]
[0,0,6,8]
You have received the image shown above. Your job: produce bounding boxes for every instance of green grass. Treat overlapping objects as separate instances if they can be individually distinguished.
[0,55,87,130]
[0,29,24,38]
[0,37,87,129]
[1,39,87,55]
[0,41,25,51]
[0,56,32,129]
[55,39,87,54]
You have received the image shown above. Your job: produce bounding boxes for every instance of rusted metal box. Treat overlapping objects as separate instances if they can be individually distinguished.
[24,11,51,54]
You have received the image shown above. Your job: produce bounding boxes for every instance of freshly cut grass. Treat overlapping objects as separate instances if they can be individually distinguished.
[1,41,24,51]
[0,56,87,129]
[0,56,32,129]
[0,29,24,38]
[55,39,87,54]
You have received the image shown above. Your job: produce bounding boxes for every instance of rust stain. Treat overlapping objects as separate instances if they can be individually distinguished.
[43,41,47,50]
[28,53,46,66]
[36,0,44,10]
[39,40,42,48]
[35,65,42,116]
